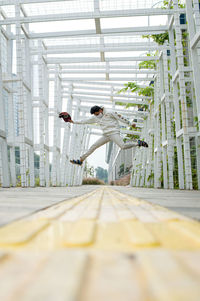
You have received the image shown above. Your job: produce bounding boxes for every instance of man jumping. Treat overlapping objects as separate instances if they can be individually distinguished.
[68,106,148,166]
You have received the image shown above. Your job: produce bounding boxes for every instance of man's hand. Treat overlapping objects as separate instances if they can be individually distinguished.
[69,120,74,123]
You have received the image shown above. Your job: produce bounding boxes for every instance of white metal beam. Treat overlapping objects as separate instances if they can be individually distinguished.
[70,91,150,101]
[190,31,200,49]
[46,56,159,64]
[49,65,154,70]
[20,26,169,40]
[0,9,184,25]
[33,44,161,55]
[63,94,149,105]
[67,81,149,88]
[59,76,154,82]
[71,87,152,99]
[45,42,158,50]
[77,97,149,106]
[49,69,156,75]
[72,104,148,117]
[0,0,69,3]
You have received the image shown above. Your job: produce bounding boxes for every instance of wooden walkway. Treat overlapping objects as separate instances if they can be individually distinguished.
[0,187,200,300]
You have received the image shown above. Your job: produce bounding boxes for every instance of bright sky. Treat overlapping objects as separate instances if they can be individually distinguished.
[87,135,108,170]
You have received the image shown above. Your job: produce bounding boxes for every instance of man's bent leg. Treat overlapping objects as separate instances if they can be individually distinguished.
[109,133,138,149]
[80,135,110,161]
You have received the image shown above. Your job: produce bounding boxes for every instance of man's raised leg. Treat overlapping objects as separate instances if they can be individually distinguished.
[70,135,110,165]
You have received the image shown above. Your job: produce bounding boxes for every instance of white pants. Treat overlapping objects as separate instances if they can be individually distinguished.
[80,133,138,161]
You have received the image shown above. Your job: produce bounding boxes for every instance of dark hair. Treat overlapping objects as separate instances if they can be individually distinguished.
[90,105,102,114]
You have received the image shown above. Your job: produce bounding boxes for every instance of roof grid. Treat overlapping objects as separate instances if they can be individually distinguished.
[44,36,100,47]
[104,35,150,44]
[24,0,94,16]
[99,0,163,11]
[1,5,15,18]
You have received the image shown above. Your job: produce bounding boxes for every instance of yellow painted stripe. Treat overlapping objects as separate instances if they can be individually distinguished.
[0,220,49,246]
[122,220,159,247]
[63,220,96,247]
[168,220,200,244]
[34,189,101,220]
[147,222,200,249]
[108,189,157,222]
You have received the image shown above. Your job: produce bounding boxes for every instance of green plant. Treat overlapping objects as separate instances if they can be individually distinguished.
[118,82,139,94]
[194,116,199,131]
[143,32,169,45]
[142,0,185,46]
[139,57,156,69]
[138,86,154,97]
[118,163,125,177]
[147,171,154,182]
[162,0,185,9]
[118,82,153,99]
[16,175,21,187]
[123,133,140,141]
[35,177,40,186]
[115,101,126,107]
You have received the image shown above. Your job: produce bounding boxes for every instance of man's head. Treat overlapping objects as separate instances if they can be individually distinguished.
[90,105,103,116]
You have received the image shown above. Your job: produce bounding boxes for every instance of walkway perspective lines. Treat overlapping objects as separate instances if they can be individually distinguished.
[0,187,200,301]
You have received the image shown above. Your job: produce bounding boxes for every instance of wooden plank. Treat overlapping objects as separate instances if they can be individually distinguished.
[19,251,87,301]
[138,250,200,301]
[173,251,200,277]
[0,252,47,301]
[80,252,152,301]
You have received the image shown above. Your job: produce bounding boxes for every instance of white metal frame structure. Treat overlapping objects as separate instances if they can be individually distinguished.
[130,0,200,190]
[0,0,199,189]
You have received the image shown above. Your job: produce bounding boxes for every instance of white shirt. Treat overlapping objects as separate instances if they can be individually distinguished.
[74,107,131,135]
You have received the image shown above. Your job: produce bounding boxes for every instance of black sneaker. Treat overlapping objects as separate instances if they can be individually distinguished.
[138,140,148,147]
[70,159,83,165]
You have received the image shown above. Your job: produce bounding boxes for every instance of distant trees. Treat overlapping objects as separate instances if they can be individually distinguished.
[95,167,108,184]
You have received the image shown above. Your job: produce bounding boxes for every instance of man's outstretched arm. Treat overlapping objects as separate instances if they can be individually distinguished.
[70,116,97,125]
[111,112,136,128]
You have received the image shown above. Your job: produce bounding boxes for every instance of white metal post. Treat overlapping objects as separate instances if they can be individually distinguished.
[163,48,174,189]
[169,11,184,189]
[15,3,27,186]
[174,0,193,189]
[185,0,200,128]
